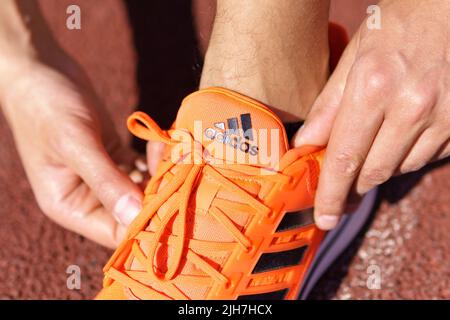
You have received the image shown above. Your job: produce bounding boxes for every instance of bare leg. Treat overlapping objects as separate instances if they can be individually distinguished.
[192,0,329,122]
[192,0,216,56]
[192,0,378,122]
[193,0,378,53]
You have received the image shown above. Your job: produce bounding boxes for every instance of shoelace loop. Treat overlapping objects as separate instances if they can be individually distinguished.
[104,112,290,299]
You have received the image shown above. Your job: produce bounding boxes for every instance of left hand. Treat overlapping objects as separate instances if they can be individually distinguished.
[294,0,450,230]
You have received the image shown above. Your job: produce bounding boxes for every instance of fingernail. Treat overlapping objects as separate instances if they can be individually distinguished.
[114,194,142,226]
[316,215,339,230]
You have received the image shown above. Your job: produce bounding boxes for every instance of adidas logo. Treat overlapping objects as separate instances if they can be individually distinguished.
[204,113,259,156]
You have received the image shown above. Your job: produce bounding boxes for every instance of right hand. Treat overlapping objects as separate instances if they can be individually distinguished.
[1,56,143,249]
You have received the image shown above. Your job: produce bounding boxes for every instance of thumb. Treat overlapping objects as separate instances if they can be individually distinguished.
[147,140,165,176]
[64,132,143,226]
[293,38,357,148]
[292,90,341,148]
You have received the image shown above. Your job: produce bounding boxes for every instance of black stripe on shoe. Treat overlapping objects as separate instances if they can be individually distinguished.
[252,246,308,274]
[276,209,314,232]
[237,288,288,300]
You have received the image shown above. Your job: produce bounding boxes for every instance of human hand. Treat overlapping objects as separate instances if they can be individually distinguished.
[294,0,450,230]
[1,57,143,249]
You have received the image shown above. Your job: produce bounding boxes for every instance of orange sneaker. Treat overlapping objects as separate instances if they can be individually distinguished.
[97,87,325,300]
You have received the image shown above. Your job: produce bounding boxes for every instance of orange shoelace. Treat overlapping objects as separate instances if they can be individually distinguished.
[103,112,291,299]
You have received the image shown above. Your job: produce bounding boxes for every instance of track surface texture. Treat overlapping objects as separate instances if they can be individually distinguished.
[0,0,448,299]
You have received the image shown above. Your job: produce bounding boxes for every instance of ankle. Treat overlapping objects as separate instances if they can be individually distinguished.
[199,1,330,122]
[200,47,329,122]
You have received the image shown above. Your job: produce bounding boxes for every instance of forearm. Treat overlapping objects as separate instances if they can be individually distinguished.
[0,1,67,113]
[2,1,71,71]
[0,0,32,56]
[201,0,331,121]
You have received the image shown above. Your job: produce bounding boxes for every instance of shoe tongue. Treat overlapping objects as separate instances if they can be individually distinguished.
[174,88,288,168]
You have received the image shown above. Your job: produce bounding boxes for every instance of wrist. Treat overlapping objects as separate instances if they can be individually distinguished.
[200,47,329,122]
[0,10,36,75]
[0,0,66,87]
[0,2,72,117]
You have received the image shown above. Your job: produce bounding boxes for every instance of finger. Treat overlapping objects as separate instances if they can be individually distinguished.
[147,141,165,176]
[82,205,128,249]
[436,138,450,160]
[293,36,358,147]
[62,130,143,226]
[397,127,448,174]
[356,111,426,194]
[434,96,450,160]
[26,160,128,249]
[314,62,391,230]
[392,86,446,173]
[48,181,128,249]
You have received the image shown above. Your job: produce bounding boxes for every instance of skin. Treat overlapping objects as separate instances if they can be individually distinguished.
[148,0,331,175]
[0,0,143,248]
[200,0,330,122]
[1,0,448,246]
[294,0,450,230]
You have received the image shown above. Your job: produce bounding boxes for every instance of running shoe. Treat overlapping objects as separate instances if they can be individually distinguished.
[97,87,327,300]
